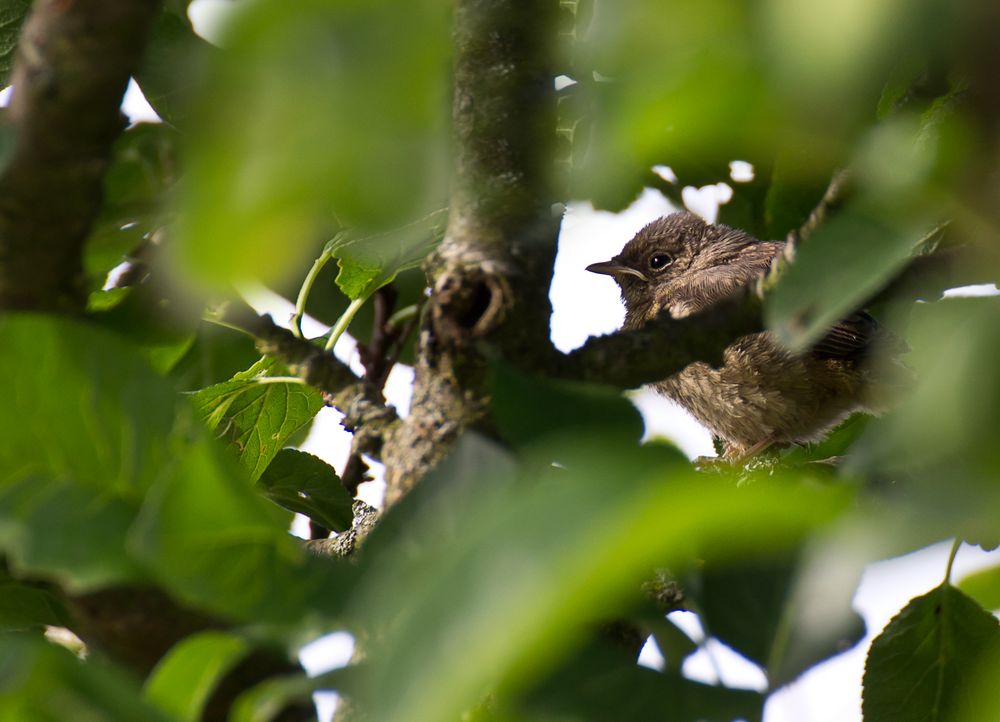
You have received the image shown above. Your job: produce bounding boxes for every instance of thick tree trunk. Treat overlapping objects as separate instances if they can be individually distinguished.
[382,0,560,504]
[0,0,161,313]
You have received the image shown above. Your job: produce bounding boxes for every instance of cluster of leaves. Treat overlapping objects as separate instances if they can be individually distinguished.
[2,1,1000,721]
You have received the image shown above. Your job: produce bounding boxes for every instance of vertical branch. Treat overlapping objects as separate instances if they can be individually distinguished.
[0,0,161,313]
[382,0,560,504]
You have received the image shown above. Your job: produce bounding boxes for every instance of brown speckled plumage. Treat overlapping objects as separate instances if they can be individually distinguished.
[587,212,907,457]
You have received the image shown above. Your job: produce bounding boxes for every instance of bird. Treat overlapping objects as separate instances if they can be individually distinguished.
[586,211,908,459]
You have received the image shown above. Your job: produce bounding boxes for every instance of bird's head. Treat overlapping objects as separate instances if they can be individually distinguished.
[586,211,768,324]
[586,212,710,308]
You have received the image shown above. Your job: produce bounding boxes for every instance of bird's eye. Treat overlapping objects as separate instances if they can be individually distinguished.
[649,254,673,270]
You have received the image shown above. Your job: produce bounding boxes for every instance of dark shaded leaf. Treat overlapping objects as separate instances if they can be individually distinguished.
[0,576,70,632]
[170,322,261,392]
[522,637,763,722]
[489,361,645,449]
[863,583,1000,722]
[84,123,180,291]
[134,10,215,128]
[258,450,353,532]
[0,636,174,722]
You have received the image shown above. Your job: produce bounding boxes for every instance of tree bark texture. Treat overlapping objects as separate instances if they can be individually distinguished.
[382,0,561,505]
[0,0,161,313]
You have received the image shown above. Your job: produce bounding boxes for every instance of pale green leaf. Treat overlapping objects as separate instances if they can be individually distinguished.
[144,631,251,722]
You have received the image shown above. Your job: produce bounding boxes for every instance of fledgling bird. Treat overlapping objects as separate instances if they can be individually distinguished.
[587,211,908,459]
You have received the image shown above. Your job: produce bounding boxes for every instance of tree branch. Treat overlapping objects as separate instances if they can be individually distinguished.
[218,304,399,459]
[0,0,162,313]
[381,0,559,505]
[555,291,764,388]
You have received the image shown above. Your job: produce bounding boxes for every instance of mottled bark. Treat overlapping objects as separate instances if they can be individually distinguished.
[0,0,161,312]
[382,0,560,504]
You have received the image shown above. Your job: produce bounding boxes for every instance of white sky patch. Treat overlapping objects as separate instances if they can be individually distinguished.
[638,636,666,671]
[682,183,733,223]
[653,164,678,184]
[188,0,241,44]
[766,541,1000,722]
[550,187,676,353]
[300,632,356,722]
[943,283,999,298]
[122,78,160,123]
[554,74,577,90]
[730,160,755,183]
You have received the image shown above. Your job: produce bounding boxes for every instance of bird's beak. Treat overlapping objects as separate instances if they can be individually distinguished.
[585,261,648,282]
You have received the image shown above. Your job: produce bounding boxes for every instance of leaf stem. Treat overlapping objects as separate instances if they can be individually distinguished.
[386,303,419,330]
[945,538,962,584]
[292,249,332,338]
[325,296,366,352]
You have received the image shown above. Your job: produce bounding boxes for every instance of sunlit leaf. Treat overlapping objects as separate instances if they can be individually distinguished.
[144,631,252,722]
[958,565,1000,612]
[328,209,447,301]
[0,0,29,87]
[174,0,450,289]
[190,358,324,480]
[863,583,1000,721]
[257,449,353,533]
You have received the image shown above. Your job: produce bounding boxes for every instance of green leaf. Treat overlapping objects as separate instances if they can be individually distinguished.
[328,209,447,301]
[84,122,181,291]
[130,434,354,624]
[350,433,850,722]
[767,207,928,351]
[863,583,1000,722]
[0,316,179,587]
[0,576,70,632]
[144,631,251,722]
[958,565,1000,612]
[522,637,763,722]
[257,450,353,533]
[174,0,450,290]
[170,321,261,392]
[0,0,29,87]
[88,286,197,375]
[693,550,864,688]
[489,360,645,449]
[0,635,174,722]
[133,10,215,128]
[190,358,324,480]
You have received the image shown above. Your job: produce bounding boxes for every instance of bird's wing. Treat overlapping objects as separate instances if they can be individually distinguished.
[811,311,909,360]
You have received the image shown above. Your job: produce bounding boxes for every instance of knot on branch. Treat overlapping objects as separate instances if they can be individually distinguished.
[430,265,509,345]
